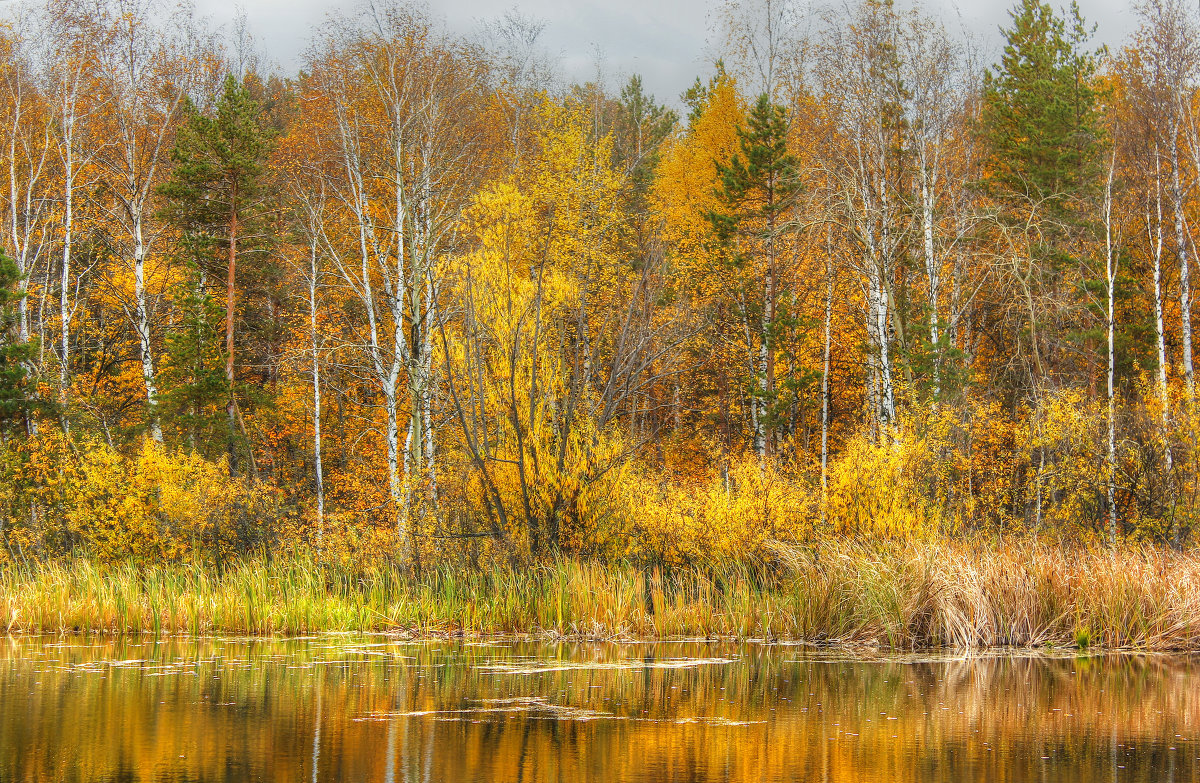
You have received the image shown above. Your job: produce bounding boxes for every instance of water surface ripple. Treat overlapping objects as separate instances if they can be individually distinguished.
[1,637,1197,782]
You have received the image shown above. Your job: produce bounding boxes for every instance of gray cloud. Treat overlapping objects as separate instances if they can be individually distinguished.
[197,0,1142,105]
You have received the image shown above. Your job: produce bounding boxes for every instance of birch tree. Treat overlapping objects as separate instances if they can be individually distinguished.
[309,2,486,555]
[817,0,906,435]
[287,174,330,545]
[0,22,50,359]
[1103,144,1119,545]
[93,0,214,443]
[1132,0,1200,406]
[46,1,107,433]
[902,12,962,399]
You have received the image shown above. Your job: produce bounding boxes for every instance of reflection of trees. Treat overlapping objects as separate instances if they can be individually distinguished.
[0,639,1197,782]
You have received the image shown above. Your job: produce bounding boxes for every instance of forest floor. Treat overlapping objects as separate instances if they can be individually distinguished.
[2,541,1199,650]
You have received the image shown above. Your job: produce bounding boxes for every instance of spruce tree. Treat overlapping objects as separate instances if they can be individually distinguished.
[160,74,272,475]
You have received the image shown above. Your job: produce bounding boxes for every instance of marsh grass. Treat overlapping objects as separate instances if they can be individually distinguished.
[3,541,1200,649]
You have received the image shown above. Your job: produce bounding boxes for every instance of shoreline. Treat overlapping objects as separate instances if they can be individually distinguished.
[5,541,1200,650]
[5,628,1199,657]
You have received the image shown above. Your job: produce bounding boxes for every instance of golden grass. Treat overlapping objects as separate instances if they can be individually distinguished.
[2,541,1200,649]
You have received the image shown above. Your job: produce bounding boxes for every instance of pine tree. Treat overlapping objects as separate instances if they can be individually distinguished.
[162,264,228,454]
[981,0,1105,388]
[710,93,802,456]
[712,94,801,239]
[160,74,272,475]
[614,75,676,198]
[0,249,33,432]
[982,0,1104,223]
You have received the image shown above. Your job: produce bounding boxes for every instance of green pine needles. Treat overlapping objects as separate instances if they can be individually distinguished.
[0,249,32,430]
[982,0,1105,225]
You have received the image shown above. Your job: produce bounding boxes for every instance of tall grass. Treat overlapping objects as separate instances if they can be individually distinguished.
[3,541,1200,649]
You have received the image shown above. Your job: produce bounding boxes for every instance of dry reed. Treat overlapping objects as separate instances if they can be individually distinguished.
[2,541,1199,649]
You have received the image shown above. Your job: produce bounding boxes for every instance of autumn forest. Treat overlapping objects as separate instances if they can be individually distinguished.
[5,0,1200,592]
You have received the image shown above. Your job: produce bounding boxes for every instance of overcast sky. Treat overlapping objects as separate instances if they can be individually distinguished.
[198,0,1140,105]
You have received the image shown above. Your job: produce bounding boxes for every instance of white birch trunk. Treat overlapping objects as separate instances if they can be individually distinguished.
[422,275,437,508]
[391,125,412,549]
[820,249,833,524]
[1104,156,1117,546]
[1171,124,1194,404]
[88,4,190,446]
[2,25,50,439]
[5,76,48,435]
[6,119,27,345]
[866,241,895,430]
[59,130,73,427]
[334,108,408,554]
[133,210,162,442]
[758,268,773,459]
[921,174,940,398]
[1151,150,1179,545]
[320,17,476,559]
[385,273,405,550]
[309,232,325,546]
[6,105,45,346]
[59,154,70,425]
[1151,156,1172,467]
[876,113,897,432]
[742,304,762,451]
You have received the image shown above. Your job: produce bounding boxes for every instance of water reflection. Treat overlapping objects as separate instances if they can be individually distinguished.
[1,636,1197,782]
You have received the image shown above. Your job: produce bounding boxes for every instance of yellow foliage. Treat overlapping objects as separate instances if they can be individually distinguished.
[441,97,639,556]
[651,71,743,260]
[621,454,816,567]
[0,435,280,564]
[825,435,945,539]
[823,392,1115,542]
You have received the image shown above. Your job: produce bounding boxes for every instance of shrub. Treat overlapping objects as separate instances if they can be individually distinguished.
[0,434,283,564]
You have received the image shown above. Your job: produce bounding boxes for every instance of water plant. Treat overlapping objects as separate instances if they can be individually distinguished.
[2,541,1199,650]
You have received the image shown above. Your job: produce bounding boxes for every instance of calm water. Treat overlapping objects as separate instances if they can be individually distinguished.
[1,636,1198,782]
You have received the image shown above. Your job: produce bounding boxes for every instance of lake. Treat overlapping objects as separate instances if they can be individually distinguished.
[0,636,1197,782]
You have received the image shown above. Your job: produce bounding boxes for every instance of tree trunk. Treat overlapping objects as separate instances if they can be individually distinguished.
[872,263,895,430]
[922,174,940,399]
[226,189,238,476]
[7,127,33,346]
[8,147,38,437]
[422,276,437,510]
[759,251,774,458]
[1150,155,1177,546]
[309,233,325,548]
[59,143,72,434]
[820,246,833,525]
[392,312,409,557]
[1104,157,1117,546]
[134,210,162,442]
[744,306,763,455]
[1171,126,1194,404]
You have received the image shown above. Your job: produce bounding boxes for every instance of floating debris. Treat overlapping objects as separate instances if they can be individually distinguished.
[475,658,735,676]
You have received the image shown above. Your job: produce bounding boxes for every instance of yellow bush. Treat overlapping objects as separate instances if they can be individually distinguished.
[825,433,942,538]
[0,435,281,564]
[625,454,817,567]
[822,392,1114,542]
